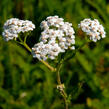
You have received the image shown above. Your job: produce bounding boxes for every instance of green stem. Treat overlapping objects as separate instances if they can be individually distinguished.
[40,60,56,72]
[24,33,28,43]
[23,43,32,52]
[23,43,55,71]
[57,63,62,85]
[16,39,55,72]
[56,59,68,109]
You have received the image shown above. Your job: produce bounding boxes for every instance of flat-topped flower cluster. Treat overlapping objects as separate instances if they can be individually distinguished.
[32,16,75,60]
[2,16,106,61]
[78,18,106,42]
[2,18,35,41]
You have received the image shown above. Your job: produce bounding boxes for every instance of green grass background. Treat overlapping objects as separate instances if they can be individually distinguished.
[0,0,109,109]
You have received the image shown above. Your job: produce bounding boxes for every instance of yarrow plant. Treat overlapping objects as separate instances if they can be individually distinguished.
[2,16,106,109]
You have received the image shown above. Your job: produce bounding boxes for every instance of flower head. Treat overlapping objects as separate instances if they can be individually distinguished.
[32,42,62,60]
[2,18,35,41]
[32,16,75,60]
[78,18,106,42]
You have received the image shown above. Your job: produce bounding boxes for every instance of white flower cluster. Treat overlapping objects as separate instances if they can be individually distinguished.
[78,18,106,42]
[2,18,35,41]
[32,16,75,60]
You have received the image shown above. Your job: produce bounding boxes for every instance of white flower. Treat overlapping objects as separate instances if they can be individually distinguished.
[32,42,62,60]
[78,18,106,42]
[32,16,75,60]
[2,18,35,41]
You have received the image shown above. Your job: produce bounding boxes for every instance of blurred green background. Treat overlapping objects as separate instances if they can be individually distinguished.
[0,0,109,109]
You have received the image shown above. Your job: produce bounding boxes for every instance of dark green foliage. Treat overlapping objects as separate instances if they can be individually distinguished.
[0,0,109,109]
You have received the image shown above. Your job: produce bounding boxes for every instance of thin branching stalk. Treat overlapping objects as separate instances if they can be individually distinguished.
[23,43,32,52]
[21,39,68,108]
[40,60,56,72]
[17,39,55,72]
[56,59,68,109]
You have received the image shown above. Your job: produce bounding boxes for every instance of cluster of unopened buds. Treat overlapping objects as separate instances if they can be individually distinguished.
[2,18,35,41]
[2,16,106,60]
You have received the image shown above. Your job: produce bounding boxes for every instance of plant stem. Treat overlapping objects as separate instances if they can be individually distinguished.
[23,43,55,71]
[40,60,56,72]
[57,62,62,84]
[56,59,68,109]
[23,43,32,52]
[16,39,55,72]
[22,40,68,108]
